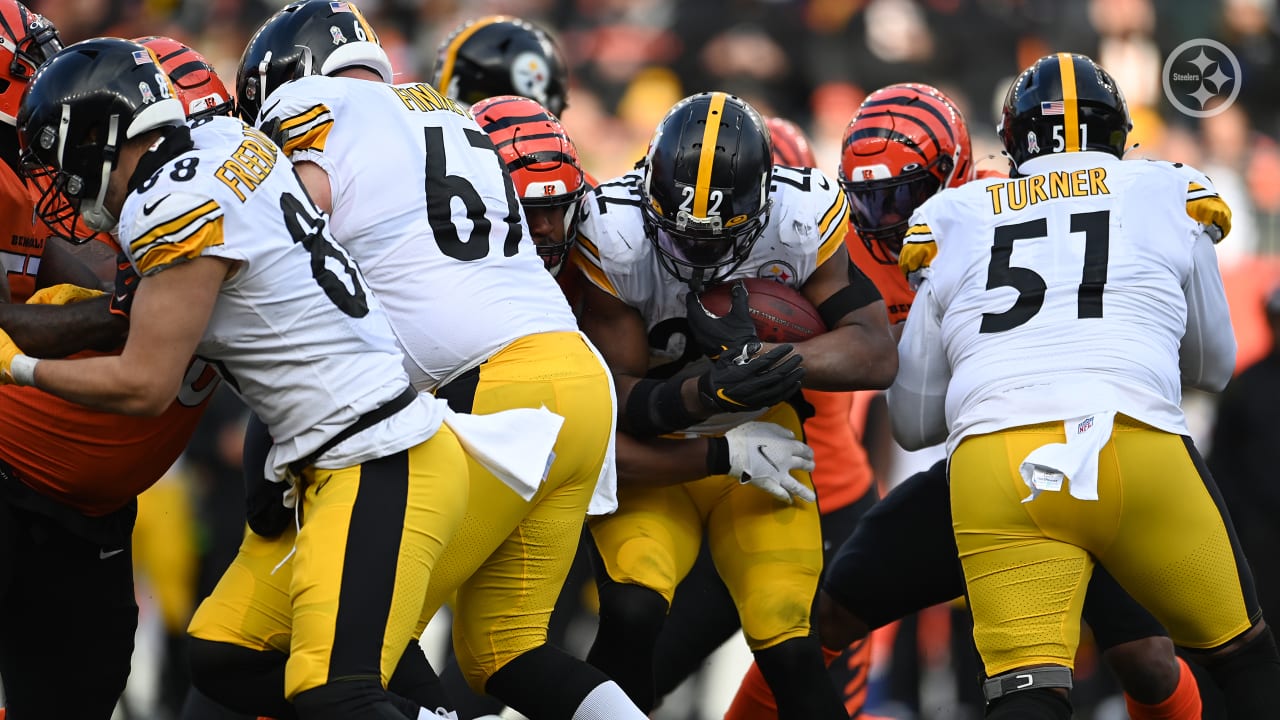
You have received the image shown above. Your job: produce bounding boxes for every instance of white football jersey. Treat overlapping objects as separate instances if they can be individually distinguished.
[259,76,577,390]
[574,166,849,435]
[118,116,446,480]
[889,151,1236,453]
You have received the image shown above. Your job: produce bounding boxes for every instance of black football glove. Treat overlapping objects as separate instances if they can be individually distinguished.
[686,281,759,360]
[699,341,805,413]
[243,412,292,538]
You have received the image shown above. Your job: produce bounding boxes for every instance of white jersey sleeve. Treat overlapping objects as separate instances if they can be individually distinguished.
[1180,230,1236,390]
[118,116,446,481]
[259,76,578,391]
[887,276,950,451]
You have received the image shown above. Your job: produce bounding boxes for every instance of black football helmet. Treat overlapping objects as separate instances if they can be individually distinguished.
[17,37,185,239]
[643,92,772,289]
[236,0,391,123]
[999,52,1131,169]
[432,15,568,116]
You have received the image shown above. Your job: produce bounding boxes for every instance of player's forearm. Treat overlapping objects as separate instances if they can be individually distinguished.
[783,322,898,392]
[0,297,127,357]
[32,354,177,416]
[615,431,718,487]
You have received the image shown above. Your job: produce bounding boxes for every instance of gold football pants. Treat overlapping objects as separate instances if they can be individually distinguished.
[950,415,1259,677]
[588,402,823,651]
[189,424,469,699]
[189,332,613,693]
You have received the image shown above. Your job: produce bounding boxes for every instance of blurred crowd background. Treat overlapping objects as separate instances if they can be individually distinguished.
[16,0,1280,718]
[25,0,1280,353]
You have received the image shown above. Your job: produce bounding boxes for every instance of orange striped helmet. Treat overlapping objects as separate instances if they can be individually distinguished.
[765,116,816,168]
[136,36,234,120]
[839,83,972,263]
[0,0,59,126]
[471,94,586,276]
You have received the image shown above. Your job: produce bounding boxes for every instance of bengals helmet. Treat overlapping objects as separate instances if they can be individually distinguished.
[236,0,390,122]
[0,0,59,126]
[136,36,234,120]
[765,116,816,168]
[18,38,185,239]
[643,92,772,289]
[433,16,568,116]
[999,53,1130,169]
[472,95,586,276]
[839,83,972,263]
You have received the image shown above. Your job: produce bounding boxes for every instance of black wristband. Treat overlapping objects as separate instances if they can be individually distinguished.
[706,436,730,475]
[623,376,696,437]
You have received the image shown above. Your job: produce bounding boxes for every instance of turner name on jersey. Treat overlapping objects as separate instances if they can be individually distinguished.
[117,115,443,480]
[259,75,578,391]
[903,151,1232,452]
[574,165,848,434]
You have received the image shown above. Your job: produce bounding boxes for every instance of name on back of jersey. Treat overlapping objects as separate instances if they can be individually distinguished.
[987,166,1110,215]
[391,82,471,119]
[214,124,279,203]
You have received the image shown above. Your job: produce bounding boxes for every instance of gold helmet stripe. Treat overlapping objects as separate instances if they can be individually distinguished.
[435,15,504,98]
[1057,52,1080,152]
[693,92,728,217]
[348,3,380,46]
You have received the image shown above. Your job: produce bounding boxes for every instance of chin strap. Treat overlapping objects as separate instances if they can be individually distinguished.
[81,113,120,232]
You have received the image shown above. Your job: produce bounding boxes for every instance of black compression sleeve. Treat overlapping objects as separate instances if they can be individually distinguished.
[622,376,696,437]
[817,263,883,329]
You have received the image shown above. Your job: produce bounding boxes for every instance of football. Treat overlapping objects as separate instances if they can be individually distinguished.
[696,278,827,343]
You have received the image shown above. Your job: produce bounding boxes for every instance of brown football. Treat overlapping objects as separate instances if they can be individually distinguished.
[697,278,827,343]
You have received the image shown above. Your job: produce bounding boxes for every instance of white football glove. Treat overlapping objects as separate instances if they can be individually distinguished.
[725,421,817,504]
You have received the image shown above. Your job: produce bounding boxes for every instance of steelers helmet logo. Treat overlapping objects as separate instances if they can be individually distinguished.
[510,51,550,106]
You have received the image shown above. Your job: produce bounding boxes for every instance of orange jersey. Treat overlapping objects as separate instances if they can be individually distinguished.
[0,358,219,516]
[0,160,48,302]
[0,163,218,515]
[801,226,909,511]
[803,388,874,510]
[848,232,915,325]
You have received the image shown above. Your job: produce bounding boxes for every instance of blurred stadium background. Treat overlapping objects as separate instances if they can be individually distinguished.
[18,0,1280,718]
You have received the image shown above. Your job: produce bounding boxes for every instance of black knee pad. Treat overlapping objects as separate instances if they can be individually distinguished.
[487,644,611,720]
[587,583,669,712]
[187,637,297,719]
[596,582,668,637]
[986,687,1072,720]
[754,637,849,720]
[292,678,406,720]
[1190,623,1280,717]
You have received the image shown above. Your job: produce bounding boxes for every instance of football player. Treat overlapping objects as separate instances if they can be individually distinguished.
[574,91,897,720]
[431,15,569,116]
[642,114,880,719]
[727,82,1208,720]
[11,36,556,719]
[891,54,1280,718]
[187,3,641,719]
[470,94,587,279]
[0,21,236,718]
